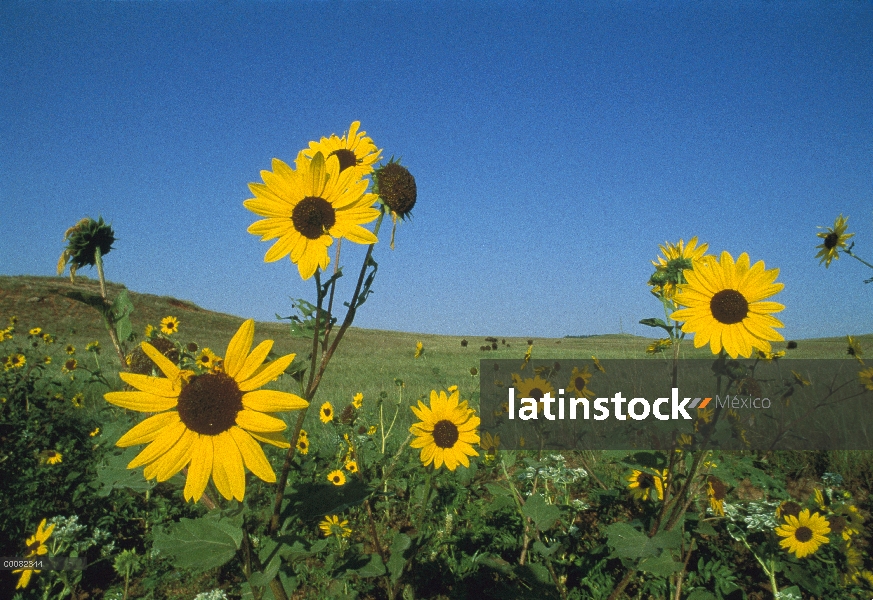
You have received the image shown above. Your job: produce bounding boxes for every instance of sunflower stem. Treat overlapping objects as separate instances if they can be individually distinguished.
[94,248,127,369]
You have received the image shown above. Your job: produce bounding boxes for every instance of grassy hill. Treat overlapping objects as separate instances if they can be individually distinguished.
[1,273,868,411]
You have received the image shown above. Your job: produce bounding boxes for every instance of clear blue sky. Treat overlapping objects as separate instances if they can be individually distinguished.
[2,1,871,340]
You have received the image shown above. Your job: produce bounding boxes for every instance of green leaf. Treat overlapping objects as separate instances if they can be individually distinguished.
[151,513,242,572]
[686,590,718,600]
[484,483,513,497]
[95,447,156,497]
[521,563,552,585]
[605,523,681,559]
[532,540,560,557]
[356,553,386,578]
[116,315,132,343]
[638,552,682,577]
[522,493,560,531]
[387,532,411,583]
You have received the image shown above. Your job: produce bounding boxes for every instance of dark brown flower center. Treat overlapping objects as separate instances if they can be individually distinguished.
[824,232,839,250]
[329,149,358,172]
[432,419,460,449]
[529,388,544,401]
[375,162,417,216]
[708,477,727,500]
[574,377,586,391]
[710,289,749,325]
[794,526,813,543]
[177,372,243,435]
[291,197,336,239]
[637,473,654,489]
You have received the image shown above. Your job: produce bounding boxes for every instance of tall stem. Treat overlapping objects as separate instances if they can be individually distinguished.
[94,248,127,368]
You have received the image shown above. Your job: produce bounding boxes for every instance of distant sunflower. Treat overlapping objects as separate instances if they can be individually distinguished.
[319,402,334,424]
[62,358,77,373]
[646,338,673,354]
[244,151,380,280]
[512,374,555,416]
[352,393,363,409]
[649,236,711,299]
[65,344,76,355]
[414,341,424,359]
[410,388,480,470]
[160,316,179,335]
[627,469,666,501]
[592,356,605,373]
[304,121,382,180]
[296,437,309,455]
[43,450,63,465]
[327,470,346,486]
[566,366,594,397]
[196,348,221,371]
[671,251,785,358]
[103,319,306,502]
[319,515,352,538]
[847,336,864,365]
[13,518,55,589]
[344,460,358,474]
[775,509,830,558]
[707,476,727,516]
[816,214,854,268]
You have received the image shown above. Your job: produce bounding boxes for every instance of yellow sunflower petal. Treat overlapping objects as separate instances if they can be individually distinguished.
[236,409,287,433]
[127,421,187,469]
[140,342,180,380]
[235,340,274,383]
[242,389,308,412]
[246,430,290,448]
[211,432,245,501]
[238,353,296,392]
[224,320,255,378]
[104,391,178,412]
[147,429,196,482]
[117,373,181,398]
[184,435,214,502]
[229,426,276,483]
[116,412,181,447]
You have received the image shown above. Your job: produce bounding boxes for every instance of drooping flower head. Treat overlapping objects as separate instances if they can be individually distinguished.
[815,214,854,268]
[410,388,480,470]
[245,150,380,280]
[627,469,666,502]
[103,320,307,502]
[671,251,784,358]
[57,216,116,281]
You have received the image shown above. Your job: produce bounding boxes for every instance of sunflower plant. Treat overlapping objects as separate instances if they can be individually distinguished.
[815,214,873,282]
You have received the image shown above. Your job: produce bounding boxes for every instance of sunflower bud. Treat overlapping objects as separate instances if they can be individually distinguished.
[57,217,116,281]
[374,161,417,219]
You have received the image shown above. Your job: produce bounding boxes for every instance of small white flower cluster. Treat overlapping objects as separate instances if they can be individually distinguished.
[518,454,588,486]
[723,500,780,532]
[193,589,230,600]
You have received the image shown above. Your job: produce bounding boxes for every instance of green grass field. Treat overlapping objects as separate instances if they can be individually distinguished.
[2,273,872,600]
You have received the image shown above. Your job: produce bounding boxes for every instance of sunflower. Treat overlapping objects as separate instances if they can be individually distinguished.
[304,121,382,180]
[649,236,711,299]
[29,327,42,336]
[103,319,307,502]
[327,469,346,486]
[42,450,63,465]
[816,214,854,268]
[319,402,334,424]
[62,358,77,373]
[627,469,666,501]
[367,425,377,435]
[511,374,555,416]
[860,367,873,391]
[352,393,363,409]
[195,348,221,371]
[65,344,76,355]
[319,515,352,538]
[847,336,864,365]
[6,353,26,369]
[775,509,831,558]
[244,150,380,281]
[160,316,179,335]
[414,341,424,359]
[670,251,785,358]
[296,437,309,455]
[481,431,500,461]
[90,427,100,437]
[42,333,54,344]
[646,338,673,354]
[145,324,155,338]
[707,476,727,516]
[592,356,605,373]
[566,366,594,397]
[410,388,480,471]
[13,518,55,589]
[344,460,358,474]
[71,393,84,408]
